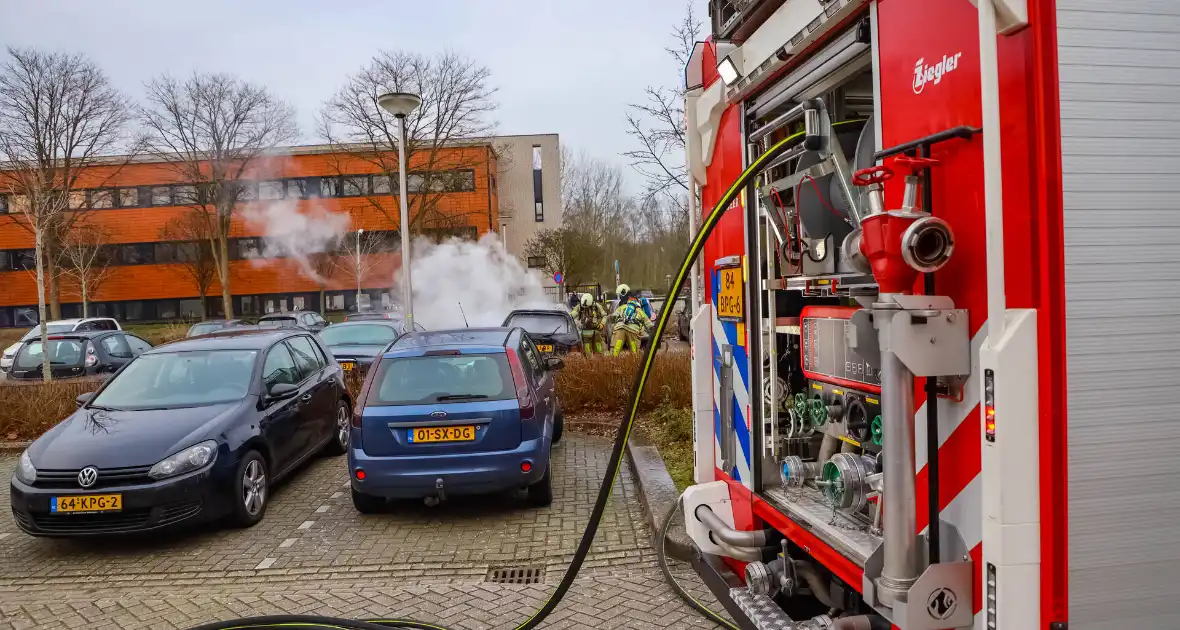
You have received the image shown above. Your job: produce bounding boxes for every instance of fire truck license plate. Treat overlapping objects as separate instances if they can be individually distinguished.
[717,268,744,320]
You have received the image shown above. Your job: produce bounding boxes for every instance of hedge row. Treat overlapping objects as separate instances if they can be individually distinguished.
[0,353,689,442]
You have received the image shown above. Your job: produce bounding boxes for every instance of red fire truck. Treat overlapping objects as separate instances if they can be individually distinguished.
[678,1,1175,629]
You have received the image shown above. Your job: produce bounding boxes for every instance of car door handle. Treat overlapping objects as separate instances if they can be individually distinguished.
[301,394,312,403]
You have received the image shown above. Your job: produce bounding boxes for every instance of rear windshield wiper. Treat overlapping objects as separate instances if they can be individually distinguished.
[435,394,489,401]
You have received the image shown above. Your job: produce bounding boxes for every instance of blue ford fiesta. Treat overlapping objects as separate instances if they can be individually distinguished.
[347,328,564,512]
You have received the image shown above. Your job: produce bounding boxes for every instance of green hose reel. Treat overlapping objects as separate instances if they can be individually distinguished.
[820,459,845,506]
[871,415,883,445]
[793,393,808,418]
[809,397,828,426]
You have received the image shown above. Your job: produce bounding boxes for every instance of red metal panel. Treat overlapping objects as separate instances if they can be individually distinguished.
[799,305,883,394]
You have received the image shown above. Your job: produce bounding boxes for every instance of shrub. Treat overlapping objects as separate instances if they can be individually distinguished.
[0,352,691,442]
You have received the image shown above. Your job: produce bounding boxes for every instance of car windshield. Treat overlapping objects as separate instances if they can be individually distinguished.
[257,317,298,328]
[320,324,399,346]
[369,353,514,405]
[89,350,258,410]
[14,339,85,369]
[504,313,572,335]
[19,324,73,341]
[187,322,225,337]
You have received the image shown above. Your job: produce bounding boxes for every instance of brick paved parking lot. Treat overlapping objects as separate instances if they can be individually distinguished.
[0,435,725,629]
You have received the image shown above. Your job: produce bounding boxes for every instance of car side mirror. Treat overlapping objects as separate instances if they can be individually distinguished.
[75,392,95,407]
[267,382,299,400]
[545,357,564,371]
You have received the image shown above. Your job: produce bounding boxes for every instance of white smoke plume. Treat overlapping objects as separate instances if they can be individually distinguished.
[243,200,351,283]
[402,232,551,329]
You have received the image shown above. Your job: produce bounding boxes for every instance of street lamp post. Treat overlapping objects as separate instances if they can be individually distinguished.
[356,228,364,310]
[377,91,422,329]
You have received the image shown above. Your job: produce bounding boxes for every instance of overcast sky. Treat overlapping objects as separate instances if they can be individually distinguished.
[0,0,700,193]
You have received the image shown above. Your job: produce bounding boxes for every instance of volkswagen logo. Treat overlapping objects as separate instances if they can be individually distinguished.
[430,411,447,418]
[77,466,99,489]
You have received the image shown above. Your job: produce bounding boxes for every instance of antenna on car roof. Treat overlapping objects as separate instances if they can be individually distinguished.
[457,302,470,328]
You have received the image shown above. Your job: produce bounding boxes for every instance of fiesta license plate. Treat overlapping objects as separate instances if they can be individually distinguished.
[536,344,553,353]
[409,426,476,443]
[340,361,356,371]
[51,494,122,513]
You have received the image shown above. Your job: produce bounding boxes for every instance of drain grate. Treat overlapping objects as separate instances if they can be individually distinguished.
[486,565,546,585]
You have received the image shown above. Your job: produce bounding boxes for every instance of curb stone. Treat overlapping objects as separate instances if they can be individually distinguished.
[0,441,30,453]
[625,429,694,562]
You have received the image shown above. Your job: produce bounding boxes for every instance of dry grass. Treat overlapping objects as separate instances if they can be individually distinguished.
[555,353,689,413]
[1,352,690,442]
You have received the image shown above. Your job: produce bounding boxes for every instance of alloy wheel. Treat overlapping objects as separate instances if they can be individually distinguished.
[336,405,350,449]
[242,459,267,516]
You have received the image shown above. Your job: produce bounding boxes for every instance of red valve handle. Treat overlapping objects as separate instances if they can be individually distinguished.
[892,155,940,174]
[853,165,893,187]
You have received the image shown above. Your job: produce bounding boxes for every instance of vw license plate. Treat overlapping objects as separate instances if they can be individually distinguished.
[52,494,122,513]
[409,426,476,443]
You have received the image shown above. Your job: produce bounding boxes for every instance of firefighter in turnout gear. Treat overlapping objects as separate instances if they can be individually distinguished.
[571,293,607,355]
[610,284,652,356]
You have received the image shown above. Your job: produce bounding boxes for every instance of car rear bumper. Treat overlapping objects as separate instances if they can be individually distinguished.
[348,435,549,499]
[9,465,233,537]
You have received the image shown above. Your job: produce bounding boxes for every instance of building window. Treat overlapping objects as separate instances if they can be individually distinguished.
[0,251,7,271]
[0,194,7,214]
[90,189,114,209]
[173,185,198,204]
[527,255,545,269]
[13,249,35,270]
[118,187,140,208]
[237,181,258,202]
[154,243,178,264]
[156,300,179,320]
[327,293,345,311]
[259,180,285,200]
[286,179,307,199]
[236,237,261,259]
[532,145,544,222]
[179,299,203,319]
[407,173,424,193]
[175,242,199,262]
[240,295,259,316]
[320,177,341,197]
[14,307,38,326]
[343,176,369,196]
[120,243,155,265]
[151,186,172,206]
[373,175,391,194]
[68,191,86,210]
[124,301,146,321]
[444,170,476,192]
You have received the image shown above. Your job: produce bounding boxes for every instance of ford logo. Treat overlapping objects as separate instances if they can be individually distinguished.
[430,411,447,418]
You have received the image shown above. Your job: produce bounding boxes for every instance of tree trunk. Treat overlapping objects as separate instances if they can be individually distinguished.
[34,230,51,383]
[198,288,207,321]
[43,240,62,320]
[218,234,234,319]
[319,286,326,315]
[81,277,89,318]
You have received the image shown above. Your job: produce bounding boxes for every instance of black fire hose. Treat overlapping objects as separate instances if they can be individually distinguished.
[185,130,810,630]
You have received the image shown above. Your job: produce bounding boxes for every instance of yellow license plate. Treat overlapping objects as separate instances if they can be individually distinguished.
[410,425,476,443]
[340,361,355,371]
[536,344,553,353]
[717,267,744,320]
[52,494,122,513]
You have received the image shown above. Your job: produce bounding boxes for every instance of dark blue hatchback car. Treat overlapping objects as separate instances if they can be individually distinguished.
[347,328,564,512]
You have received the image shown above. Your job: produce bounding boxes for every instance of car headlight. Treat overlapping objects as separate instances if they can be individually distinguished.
[148,440,218,480]
[15,450,36,484]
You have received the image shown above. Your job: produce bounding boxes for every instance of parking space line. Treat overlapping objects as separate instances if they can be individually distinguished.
[298,520,314,530]
[278,538,297,548]
[0,532,10,540]
[330,491,343,499]
[315,505,329,513]
[254,557,276,570]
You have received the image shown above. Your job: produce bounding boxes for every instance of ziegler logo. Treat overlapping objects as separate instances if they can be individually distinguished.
[913,53,963,94]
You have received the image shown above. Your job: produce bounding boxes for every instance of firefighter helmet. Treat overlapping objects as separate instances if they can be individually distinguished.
[616,284,630,298]
[580,294,594,307]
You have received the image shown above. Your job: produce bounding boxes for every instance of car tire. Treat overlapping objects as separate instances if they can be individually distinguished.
[227,451,268,528]
[323,399,350,456]
[527,456,553,507]
[553,407,564,445]
[351,487,385,514]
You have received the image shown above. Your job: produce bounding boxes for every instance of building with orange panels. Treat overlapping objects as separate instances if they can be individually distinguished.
[0,134,562,327]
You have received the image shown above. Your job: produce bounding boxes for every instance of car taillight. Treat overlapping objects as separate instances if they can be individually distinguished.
[351,356,381,428]
[505,348,535,420]
[85,342,97,367]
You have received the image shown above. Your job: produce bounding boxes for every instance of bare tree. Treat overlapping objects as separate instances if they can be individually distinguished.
[523,227,600,287]
[308,252,337,315]
[140,72,298,318]
[319,50,497,233]
[623,3,701,203]
[0,48,133,381]
[160,210,219,321]
[59,224,113,317]
[333,231,383,310]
